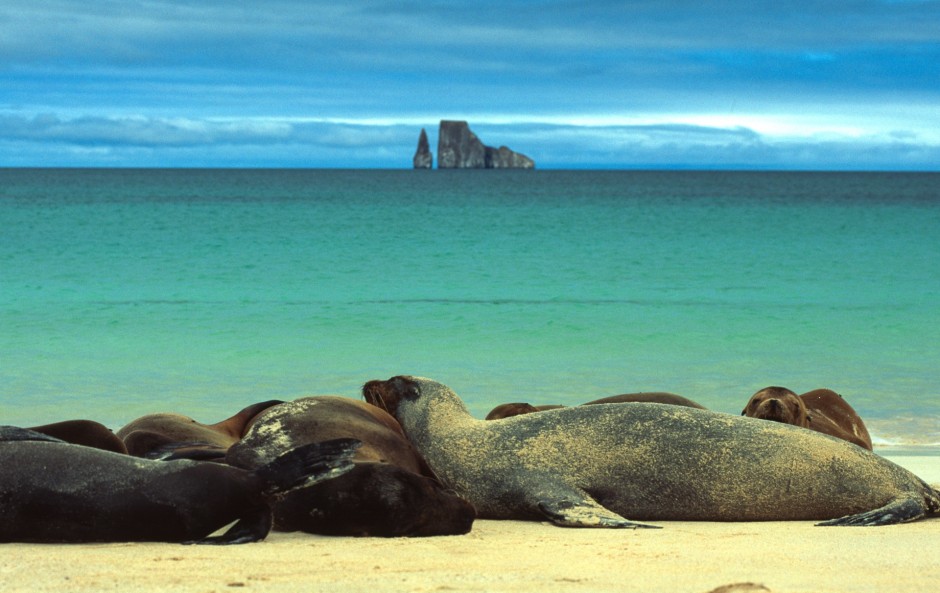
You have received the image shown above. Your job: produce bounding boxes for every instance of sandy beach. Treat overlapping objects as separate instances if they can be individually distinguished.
[1,450,936,593]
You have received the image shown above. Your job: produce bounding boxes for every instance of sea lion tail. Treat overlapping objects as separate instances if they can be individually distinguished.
[253,438,360,497]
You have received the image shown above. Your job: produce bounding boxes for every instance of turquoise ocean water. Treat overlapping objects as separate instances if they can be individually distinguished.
[2,169,938,447]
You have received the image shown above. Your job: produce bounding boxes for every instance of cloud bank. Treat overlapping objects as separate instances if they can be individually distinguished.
[1,113,936,170]
[2,1,938,168]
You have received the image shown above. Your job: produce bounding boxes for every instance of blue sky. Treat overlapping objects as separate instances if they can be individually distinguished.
[2,1,939,169]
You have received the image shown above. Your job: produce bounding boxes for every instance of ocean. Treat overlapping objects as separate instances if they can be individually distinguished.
[1,168,938,448]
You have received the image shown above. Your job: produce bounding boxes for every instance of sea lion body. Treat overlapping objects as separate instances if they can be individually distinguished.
[800,389,873,450]
[118,400,283,461]
[227,396,475,537]
[585,392,706,409]
[28,419,128,454]
[743,387,872,450]
[486,392,704,420]
[0,426,357,543]
[364,376,939,527]
[486,402,558,420]
[228,396,430,473]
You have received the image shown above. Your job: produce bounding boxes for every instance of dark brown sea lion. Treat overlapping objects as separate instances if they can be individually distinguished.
[117,400,283,461]
[485,402,559,420]
[0,426,358,544]
[485,392,705,420]
[28,419,128,454]
[227,396,475,537]
[364,376,939,527]
[585,392,706,409]
[742,387,872,450]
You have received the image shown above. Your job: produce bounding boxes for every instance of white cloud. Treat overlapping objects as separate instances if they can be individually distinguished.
[1,110,937,170]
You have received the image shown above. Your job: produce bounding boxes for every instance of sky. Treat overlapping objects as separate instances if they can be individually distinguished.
[2,1,939,170]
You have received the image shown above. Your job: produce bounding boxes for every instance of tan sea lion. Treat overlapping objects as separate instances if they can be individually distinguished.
[0,425,358,544]
[742,387,872,450]
[227,396,475,537]
[364,376,939,527]
[117,400,283,461]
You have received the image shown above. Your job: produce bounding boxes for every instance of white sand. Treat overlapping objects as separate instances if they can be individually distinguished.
[1,451,937,593]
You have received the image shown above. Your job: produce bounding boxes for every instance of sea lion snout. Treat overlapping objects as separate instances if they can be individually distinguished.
[752,399,788,423]
[743,387,806,425]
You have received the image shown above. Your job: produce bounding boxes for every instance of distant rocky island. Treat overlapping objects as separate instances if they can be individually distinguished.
[413,120,535,169]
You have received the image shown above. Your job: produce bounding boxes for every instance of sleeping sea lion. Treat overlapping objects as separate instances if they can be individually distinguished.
[227,396,475,537]
[28,419,128,454]
[742,387,873,450]
[0,426,358,544]
[364,376,939,527]
[486,403,559,420]
[485,392,705,420]
[118,400,283,461]
[585,392,706,409]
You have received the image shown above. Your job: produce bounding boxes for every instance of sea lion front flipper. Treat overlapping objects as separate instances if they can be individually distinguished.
[538,497,661,529]
[815,495,927,526]
[0,426,66,443]
[186,508,273,545]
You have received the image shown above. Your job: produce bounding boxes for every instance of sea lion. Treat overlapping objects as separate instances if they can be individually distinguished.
[28,419,128,454]
[485,403,559,420]
[742,387,872,450]
[227,396,475,537]
[270,462,474,537]
[0,426,358,544]
[117,400,283,461]
[485,392,705,420]
[363,376,940,527]
[586,392,706,409]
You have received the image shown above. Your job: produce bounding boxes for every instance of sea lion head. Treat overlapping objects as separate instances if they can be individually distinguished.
[741,386,808,426]
[273,462,476,537]
[362,375,422,419]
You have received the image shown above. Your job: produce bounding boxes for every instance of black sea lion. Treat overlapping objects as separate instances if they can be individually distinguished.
[363,376,940,527]
[485,392,705,420]
[28,419,128,454]
[0,426,358,544]
[271,462,474,537]
[227,396,475,537]
[117,400,283,461]
[742,387,873,450]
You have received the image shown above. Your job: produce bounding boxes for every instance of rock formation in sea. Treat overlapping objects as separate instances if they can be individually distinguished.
[413,128,433,169]
[435,120,534,169]
[485,145,535,169]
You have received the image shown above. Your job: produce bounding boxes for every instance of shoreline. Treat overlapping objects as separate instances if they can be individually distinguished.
[1,452,937,593]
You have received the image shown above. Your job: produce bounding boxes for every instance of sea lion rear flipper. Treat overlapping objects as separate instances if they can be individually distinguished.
[185,508,273,545]
[815,495,927,526]
[538,496,660,529]
[0,426,66,443]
